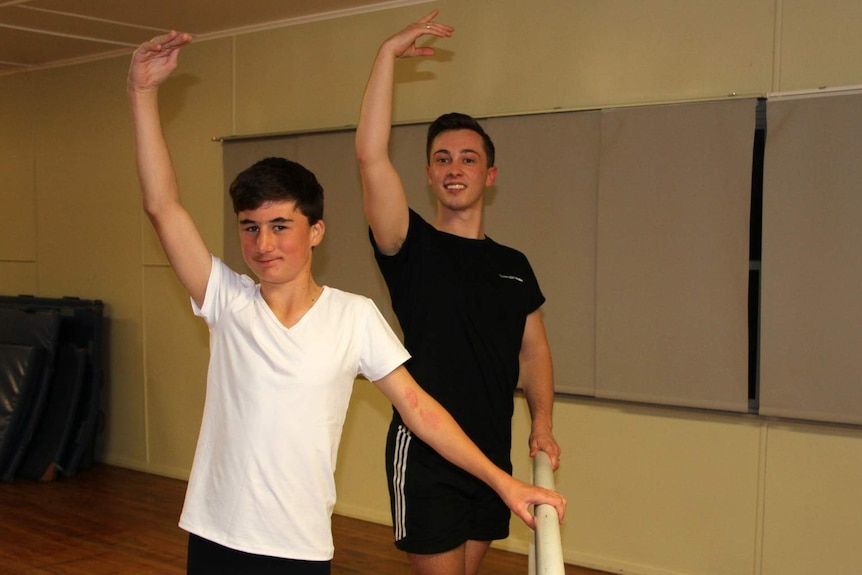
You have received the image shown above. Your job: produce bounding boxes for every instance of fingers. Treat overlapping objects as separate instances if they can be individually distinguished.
[380,10,453,60]
[515,506,537,530]
[530,433,562,469]
[535,488,567,524]
[546,445,562,471]
[412,11,454,38]
[519,487,566,527]
[534,448,561,471]
[128,30,192,93]
[554,492,567,523]
[418,8,439,24]
[159,30,193,50]
[137,30,192,58]
[531,445,562,469]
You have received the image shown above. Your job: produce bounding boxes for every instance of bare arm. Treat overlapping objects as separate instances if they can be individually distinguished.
[355,10,453,255]
[520,310,562,470]
[373,365,566,528]
[128,31,211,307]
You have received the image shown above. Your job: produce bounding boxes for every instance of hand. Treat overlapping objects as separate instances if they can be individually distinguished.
[530,427,562,471]
[502,478,567,529]
[128,30,193,94]
[379,9,454,60]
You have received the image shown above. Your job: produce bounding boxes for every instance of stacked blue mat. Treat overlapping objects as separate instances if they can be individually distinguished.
[0,296,104,482]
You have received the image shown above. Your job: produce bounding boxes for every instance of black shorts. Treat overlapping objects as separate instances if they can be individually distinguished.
[386,423,511,554]
[187,534,331,575]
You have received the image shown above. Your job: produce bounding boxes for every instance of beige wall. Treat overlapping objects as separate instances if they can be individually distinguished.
[2,1,861,574]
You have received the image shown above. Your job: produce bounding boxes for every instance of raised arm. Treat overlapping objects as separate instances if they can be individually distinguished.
[355,10,453,255]
[520,310,562,470]
[128,30,211,307]
[374,365,566,528]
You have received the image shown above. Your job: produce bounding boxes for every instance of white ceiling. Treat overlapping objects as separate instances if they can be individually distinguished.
[0,0,426,76]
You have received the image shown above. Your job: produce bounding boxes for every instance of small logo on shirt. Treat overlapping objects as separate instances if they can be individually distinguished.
[498,274,524,283]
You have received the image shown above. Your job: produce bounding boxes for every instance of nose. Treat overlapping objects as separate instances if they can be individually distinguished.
[255,229,273,252]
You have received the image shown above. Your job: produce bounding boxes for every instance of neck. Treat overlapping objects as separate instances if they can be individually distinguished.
[260,274,322,328]
[434,205,485,239]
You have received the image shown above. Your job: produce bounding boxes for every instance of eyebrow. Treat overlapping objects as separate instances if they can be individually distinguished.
[432,148,481,156]
[238,216,293,225]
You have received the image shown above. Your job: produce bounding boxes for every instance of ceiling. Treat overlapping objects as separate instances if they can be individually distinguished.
[0,0,425,76]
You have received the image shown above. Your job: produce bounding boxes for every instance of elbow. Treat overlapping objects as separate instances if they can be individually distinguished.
[355,148,376,171]
[141,200,159,220]
[141,196,167,220]
[355,138,387,171]
[396,388,443,435]
[141,195,177,224]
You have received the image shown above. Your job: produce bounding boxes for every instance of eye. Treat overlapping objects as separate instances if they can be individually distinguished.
[243,225,259,233]
[273,224,288,232]
[435,156,450,164]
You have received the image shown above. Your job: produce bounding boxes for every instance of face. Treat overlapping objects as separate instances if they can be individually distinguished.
[426,129,497,212]
[237,200,324,287]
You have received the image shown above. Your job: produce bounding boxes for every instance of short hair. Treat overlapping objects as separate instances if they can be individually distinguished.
[426,112,496,168]
[228,157,324,224]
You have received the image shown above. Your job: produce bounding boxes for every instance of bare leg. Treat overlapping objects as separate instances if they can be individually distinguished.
[464,540,492,575]
[408,540,492,575]
[409,544,465,575]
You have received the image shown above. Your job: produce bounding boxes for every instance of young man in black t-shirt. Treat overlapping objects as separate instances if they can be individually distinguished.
[356,10,563,575]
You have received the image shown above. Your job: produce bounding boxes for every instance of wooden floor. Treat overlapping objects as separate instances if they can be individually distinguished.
[0,464,607,574]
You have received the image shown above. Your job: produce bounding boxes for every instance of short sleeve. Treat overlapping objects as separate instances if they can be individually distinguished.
[358,298,410,382]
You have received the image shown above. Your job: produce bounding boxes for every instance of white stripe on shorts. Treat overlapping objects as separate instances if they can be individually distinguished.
[392,424,412,541]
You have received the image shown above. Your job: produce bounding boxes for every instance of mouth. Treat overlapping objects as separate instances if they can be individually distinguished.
[444,183,466,191]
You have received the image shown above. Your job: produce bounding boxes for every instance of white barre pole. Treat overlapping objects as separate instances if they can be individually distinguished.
[529,451,565,575]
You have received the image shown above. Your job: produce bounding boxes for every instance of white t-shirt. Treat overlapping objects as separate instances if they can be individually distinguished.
[178,256,409,561]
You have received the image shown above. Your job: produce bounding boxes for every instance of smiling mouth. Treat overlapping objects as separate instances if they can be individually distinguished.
[445,183,466,191]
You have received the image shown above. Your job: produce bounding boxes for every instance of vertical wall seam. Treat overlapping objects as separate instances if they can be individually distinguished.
[753,422,770,574]
[593,112,604,397]
[772,0,784,92]
[231,35,237,135]
[141,202,151,465]
[31,74,40,285]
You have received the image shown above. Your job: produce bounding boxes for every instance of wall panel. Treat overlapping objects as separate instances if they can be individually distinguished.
[760,92,862,424]
[596,99,755,411]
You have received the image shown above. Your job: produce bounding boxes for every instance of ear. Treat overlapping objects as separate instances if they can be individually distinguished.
[485,166,498,187]
[310,219,325,247]
[426,165,432,185]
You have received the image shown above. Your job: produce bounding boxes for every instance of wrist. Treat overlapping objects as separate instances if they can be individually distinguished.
[377,38,406,61]
[531,417,553,433]
[127,85,158,99]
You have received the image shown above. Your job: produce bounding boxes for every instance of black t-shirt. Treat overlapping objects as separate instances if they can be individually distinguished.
[371,209,545,466]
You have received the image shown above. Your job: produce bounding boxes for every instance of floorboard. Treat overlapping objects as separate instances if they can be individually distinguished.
[0,464,607,574]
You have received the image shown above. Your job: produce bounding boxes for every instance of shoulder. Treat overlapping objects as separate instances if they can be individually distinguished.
[319,286,378,313]
[195,256,257,321]
[212,256,255,287]
[375,209,435,264]
[321,285,368,302]
[485,236,531,265]
[407,208,435,237]
[318,287,394,332]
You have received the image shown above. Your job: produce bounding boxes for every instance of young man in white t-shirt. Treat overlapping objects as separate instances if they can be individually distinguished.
[128,30,565,575]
